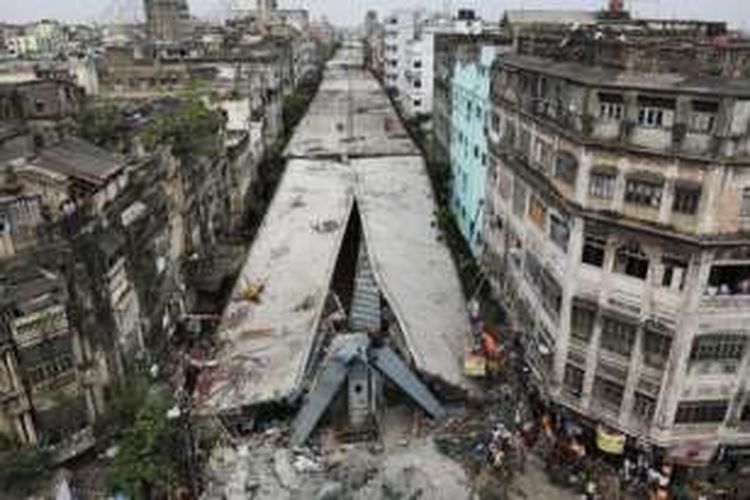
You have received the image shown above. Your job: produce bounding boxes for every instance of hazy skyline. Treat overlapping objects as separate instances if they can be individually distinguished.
[1,0,748,30]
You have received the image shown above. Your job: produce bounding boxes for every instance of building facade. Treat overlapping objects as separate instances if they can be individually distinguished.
[483,51,750,451]
[6,21,68,59]
[144,0,191,42]
[450,46,500,255]
[384,9,502,119]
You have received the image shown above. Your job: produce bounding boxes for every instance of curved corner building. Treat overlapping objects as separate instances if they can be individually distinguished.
[484,49,750,456]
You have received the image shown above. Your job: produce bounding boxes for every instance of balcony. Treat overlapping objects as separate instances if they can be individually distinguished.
[50,426,95,464]
[700,294,750,312]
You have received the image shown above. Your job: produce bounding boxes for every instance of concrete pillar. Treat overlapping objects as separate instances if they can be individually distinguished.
[654,249,712,429]
[660,178,675,224]
[620,326,644,423]
[553,217,585,385]
[22,412,37,445]
[348,362,371,428]
[5,351,21,391]
[581,310,604,411]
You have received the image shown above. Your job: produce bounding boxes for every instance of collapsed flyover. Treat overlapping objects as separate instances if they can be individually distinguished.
[196,41,474,439]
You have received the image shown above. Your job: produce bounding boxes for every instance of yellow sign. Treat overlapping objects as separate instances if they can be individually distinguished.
[464,352,487,377]
[596,426,625,455]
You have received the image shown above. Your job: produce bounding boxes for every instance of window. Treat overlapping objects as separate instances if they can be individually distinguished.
[518,128,531,160]
[673,184,701,215]
[17,336,76,386]
[661,255,688,291]
[675,400,728,424]
[512,179,527,217]
[413,79,422,88]
[637,96,675,128]
[582,234,607,267]
[690,100,718,133]
[589,170,617,199]
[497,169,512,201]
[593,375,625,413]
[571,305,596,343]
[564,364,585,398]
[524,252,563,318]
[555,151,578,186]
[550,214,570,251]
[502,121,516,147]
[707,264,750,296]
[625,177,664,208]
[613,241,649,280]
[474,145,480,158]
[690,334,746,362]
[413,60,422,69]
[491,112,500,133]
[740,188,750,217]
[633,393,656,423]
[600,317,637,357]
[638,108,663,127]
[642,329,672,369]
[413,99,422,108]
[533,138,552,171]
[528,196,546,229]
[599,92,624,120]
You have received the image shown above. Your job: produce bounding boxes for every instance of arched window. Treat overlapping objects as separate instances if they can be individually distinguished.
[613,240,649,280]
[554,150,578,186]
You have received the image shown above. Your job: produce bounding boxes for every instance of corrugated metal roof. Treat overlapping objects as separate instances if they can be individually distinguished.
[32,137,125,187]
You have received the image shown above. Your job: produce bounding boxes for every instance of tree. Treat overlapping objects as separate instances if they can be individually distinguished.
[106,392,182,499]
[78,103,123,149]
[0,445,53,496]
[142,94,225,159]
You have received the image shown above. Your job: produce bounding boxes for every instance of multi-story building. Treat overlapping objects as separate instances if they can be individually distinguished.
[0,264,99,461]
[384,9,501,118]
[483,41,750,454]
[144,0,191,42]
[382,9,425,108]
[6,20,68,60]
[449,45,502,255]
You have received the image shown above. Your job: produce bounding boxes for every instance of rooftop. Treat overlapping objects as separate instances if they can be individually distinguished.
[31,137,126,187]
[500,53,750,97]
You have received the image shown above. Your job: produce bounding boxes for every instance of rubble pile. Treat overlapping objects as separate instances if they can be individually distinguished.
[202,425,474,500]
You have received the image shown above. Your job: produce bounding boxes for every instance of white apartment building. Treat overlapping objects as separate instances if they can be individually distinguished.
[383,9,500,118]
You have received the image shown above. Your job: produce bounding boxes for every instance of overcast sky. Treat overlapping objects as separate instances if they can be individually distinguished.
[1,0,748,30]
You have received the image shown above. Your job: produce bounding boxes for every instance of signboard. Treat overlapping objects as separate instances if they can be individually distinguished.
[596,425,625,455]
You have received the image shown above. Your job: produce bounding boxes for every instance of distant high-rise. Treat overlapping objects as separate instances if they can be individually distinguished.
[144,0,190,41]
